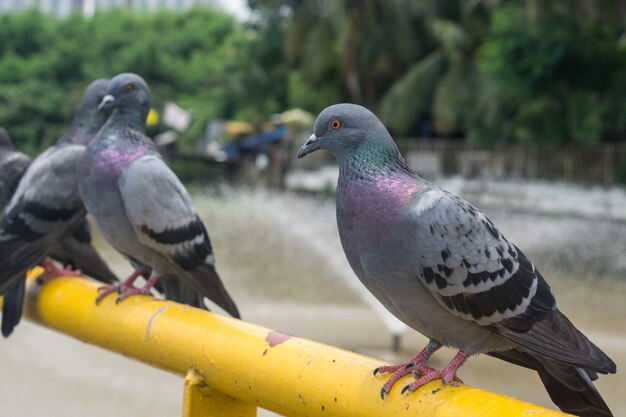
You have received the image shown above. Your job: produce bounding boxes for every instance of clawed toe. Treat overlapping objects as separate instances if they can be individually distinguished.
[375,345,467,399]
[95,285,118,305]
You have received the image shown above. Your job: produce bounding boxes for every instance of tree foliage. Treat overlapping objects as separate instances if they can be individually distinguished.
[0,1,624,154]
[476,1,626,145]
[251,0,626,145]
[0,7,274,154]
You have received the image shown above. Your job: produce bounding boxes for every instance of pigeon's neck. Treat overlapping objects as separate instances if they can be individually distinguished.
[59,124,98,146]
[338,138,414,183]
[58,109,108,145]
[336,139,429,246]
[108,106,148,133]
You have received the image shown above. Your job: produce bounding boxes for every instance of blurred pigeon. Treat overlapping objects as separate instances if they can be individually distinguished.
[297,104,616,416]
[77,73,239,318]
[0,79,117,337]
[0,127,31,212]
[0,126,117,285]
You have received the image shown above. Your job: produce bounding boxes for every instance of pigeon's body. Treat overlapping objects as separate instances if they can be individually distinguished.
[1,143,87,263]
[78,73,239,318]
[338,174,513,353]
[0,127,116,285]
[0,128,31,212]
[0,143,88,336]
[79,127,153,260]
[298,103,615,416]
[0,79,117,337]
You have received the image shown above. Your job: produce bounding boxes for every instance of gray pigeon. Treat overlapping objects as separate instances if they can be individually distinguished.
[77,73,239,318]
[0,79,117,337]
[0,125,117,286]
[297,103,616,416]
[0,127,32,212]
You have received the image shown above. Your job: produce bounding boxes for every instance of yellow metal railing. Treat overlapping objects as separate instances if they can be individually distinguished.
[10,269,570,416]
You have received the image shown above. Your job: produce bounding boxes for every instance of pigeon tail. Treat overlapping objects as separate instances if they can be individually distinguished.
[49,237,118,285]
[0,240,49,294]
[489,349,613,416]
[1,278,25,337]
[184,265,240,319]
[156,274,207,310]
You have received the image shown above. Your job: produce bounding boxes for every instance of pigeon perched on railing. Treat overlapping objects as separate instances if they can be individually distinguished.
[0,124,118,289]
[0,128,31,212]
[297,103,616,417]
[77,73,239,319]
[0,79,118,337]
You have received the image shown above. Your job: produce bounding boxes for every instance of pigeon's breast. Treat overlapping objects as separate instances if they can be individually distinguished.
[337,176,424,245]
[336,176,424,276]
[86,146,150,182]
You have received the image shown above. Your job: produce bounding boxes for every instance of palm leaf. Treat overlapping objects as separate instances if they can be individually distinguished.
[379,49,445,134]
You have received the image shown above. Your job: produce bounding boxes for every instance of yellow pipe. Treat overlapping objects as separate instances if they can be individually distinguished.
[14,269,570,417]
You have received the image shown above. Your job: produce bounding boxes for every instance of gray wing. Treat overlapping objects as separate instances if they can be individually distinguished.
[0,151,31,212]
[407,188,614,373]
[118,155,215,270]
[117,155,240,318]
[0,144,86,292]
[408,188,555,331]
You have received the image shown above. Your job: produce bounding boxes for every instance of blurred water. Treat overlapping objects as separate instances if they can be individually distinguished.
[1,182,625,416]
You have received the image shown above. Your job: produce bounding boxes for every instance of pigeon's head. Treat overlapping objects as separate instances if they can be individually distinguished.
[99,73,151,121]
[80,78,109,112]
[76,78,110,124]
[0,127,13,149]
[297,103,395,161]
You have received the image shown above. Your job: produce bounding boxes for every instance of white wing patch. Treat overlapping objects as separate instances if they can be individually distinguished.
[412,190,444,216]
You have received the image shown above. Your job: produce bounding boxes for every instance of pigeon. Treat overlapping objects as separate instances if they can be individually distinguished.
[0,127,32,212]
[77,73,240,318]
[0,126,117,286]
[297,103,616,417]
[0,79,118,337]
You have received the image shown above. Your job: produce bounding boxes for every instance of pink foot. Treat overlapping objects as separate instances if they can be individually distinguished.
[37,260,82,283]
[116,275,158,303]
[95,269,143,305]
[95,272,158,305]
[402,349,467,394]
[375,340,442,399]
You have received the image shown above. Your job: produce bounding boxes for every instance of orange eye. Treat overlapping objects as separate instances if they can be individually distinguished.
[330,118,343,130]
[124,84,134,93]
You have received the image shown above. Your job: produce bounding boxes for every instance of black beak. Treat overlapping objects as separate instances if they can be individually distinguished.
[297,133,320,159]
[98,94,115,111]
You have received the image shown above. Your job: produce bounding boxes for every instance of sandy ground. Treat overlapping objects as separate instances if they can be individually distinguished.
[1,188,625,416]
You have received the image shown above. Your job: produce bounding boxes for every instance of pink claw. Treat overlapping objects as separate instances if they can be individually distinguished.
[402,349,467,394]
[96,271,150,305]
[375,340,442,399]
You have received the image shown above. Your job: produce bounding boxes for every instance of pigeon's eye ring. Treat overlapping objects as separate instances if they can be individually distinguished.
[329,118,343,131]
[124,84,134,93]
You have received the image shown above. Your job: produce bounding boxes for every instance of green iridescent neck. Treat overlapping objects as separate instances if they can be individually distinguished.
[339,134,413,181]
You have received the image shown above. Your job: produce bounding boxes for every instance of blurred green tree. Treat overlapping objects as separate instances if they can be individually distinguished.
[0,7,284,154]
[0,1,624,154]
[476,0,626,146]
